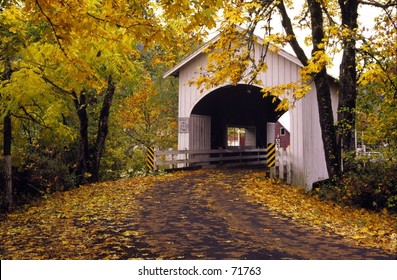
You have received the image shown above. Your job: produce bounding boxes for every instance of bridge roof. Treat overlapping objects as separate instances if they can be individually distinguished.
[163,32,304,79]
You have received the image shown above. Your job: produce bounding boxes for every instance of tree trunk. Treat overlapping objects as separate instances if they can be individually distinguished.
[2,59,13,212]
[338,0,359,170]
[2,112,13,212]
[73,90,90,185]
[279,0,341,179]
[308,0,341,179]
[91,75,115,182]
[313,69,341,179]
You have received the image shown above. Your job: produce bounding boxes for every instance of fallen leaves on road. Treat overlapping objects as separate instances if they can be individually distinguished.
[0,172,188,259]
[241,174,397,254]
[0,169,396,260]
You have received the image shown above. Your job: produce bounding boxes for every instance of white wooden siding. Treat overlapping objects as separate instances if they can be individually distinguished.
[189,115,211,150]
[245,127,256,147]
[266,122,276,145]
[178,43,303,119]
[171,40,339,188]
[289,84,339,187]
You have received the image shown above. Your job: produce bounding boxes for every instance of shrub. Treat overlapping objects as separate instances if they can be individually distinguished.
[99,146,147,180]
[14,146,77,202]
[315,157,397,212]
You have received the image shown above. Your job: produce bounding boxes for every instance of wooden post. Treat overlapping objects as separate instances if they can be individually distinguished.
[286,147,292,184]
[146,147,155,171]
[279,148,284,181]
[184,149,188,168]
[168,148,174,169]
[267,143,276,178]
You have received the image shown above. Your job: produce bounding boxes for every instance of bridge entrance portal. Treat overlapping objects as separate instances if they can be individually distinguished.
[191,84,284,149]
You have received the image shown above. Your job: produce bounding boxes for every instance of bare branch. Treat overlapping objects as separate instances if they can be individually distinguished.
[321,2,338,26]
[34,0,68,57]
[13,105,50,129]
[41,75,72,96]
[359,0,397,8]
[277,1,309,66]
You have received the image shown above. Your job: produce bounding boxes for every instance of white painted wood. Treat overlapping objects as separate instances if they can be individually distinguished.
[155,147,292,182]
[166,36,339,188]
[289,84,339,187]
[245,127,256,147]
[286,147,292,184]
[154,148,267,169]
[189,114,211,150]
[176,43,304,120]
[279,148,284,180]
[266,122,276,145]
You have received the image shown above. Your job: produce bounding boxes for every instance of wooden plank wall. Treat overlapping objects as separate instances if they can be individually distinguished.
[175,41,339,188]
[189,114,211,150]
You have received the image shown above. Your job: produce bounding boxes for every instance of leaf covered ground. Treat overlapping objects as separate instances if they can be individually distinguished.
[243,174,397,254]
[0,169,396,259]
[0,174,180,259]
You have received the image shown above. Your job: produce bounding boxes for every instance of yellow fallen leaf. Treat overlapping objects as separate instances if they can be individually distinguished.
[122,230,139,237]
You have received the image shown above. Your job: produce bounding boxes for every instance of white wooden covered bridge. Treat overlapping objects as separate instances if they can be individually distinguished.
[162,35,339,187]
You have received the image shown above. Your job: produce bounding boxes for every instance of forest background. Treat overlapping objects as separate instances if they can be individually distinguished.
[1,0,396,213]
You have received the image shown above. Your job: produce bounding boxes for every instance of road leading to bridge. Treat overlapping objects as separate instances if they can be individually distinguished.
[133,169,394,260]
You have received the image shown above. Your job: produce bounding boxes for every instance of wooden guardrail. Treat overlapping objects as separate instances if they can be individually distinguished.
[151,147,292,184]
[154,148,267,169]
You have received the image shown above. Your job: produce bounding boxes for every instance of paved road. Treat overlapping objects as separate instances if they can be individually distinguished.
[131,169,395,260]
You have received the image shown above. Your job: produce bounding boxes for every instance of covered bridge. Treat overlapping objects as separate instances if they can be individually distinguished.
[164,35,338,187]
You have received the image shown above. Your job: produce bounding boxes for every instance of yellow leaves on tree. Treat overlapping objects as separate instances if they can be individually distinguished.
[190,28,264,93]
[187,3,318,111]
[156,0,220,35]
[117,78,177,149]
[358,64,387,87]
[23,0,161,47]
[300,50,333,81]
[355,5,397,149]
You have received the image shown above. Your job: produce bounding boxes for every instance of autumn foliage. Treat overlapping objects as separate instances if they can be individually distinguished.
[0,170,395,259]
[243,174,397,254]
[0,0,396,260]
[117,78,177,150]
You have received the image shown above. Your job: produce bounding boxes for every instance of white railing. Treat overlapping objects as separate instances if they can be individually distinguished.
[269,148,292,184]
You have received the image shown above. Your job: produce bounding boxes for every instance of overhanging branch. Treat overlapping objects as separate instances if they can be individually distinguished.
[277,1,309,66]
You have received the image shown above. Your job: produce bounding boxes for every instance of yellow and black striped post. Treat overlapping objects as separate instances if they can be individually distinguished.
[266,143,276,167]
[146,147,155,170]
